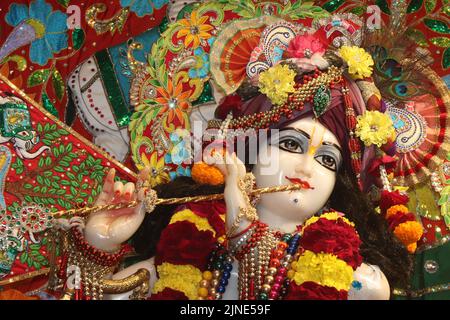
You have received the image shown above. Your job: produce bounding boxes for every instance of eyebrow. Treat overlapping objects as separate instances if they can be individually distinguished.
[279,127,343,154]
[279,127,311,139]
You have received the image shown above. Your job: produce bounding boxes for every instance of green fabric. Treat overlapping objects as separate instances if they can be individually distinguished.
[393,241,450,300]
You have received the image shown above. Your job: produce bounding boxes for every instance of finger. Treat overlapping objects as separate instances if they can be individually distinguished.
[112,181,124,204]
[225,152,238,180]
[235,154,247,178]
[122,182,135,202]
[95,168,116,205]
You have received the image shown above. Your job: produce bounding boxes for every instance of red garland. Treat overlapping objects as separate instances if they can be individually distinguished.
[386,212,416,230]
[285,281,348,300]
[379,190,409,215]
[300,217,362,270]
[149,288,189,300]
[155,221,217,270]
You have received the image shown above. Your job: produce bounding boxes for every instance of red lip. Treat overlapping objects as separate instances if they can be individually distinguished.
[285,176,314,190]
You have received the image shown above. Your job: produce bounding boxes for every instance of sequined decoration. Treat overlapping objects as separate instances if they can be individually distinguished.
[387,106,427,154]
[424,260,439,274]
[313,85,331,118]
[407,0,423,13]
[424,19,450,34]
[322,0,345,12]
[192,81,214,106]
[86,4,130,35]
[72,28,85,50]
[42,93,59,118]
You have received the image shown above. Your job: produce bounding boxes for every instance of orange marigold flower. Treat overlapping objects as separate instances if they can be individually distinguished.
[406,242,417,254]
[386,204,409,219]
[191,162,224,185]
[393,220,423,246]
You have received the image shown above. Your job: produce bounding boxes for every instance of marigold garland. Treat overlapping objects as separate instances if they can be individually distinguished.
[393,221,424,252]
[191,162,225,185]
[291,250,355,291]
[303,211,355,228]
[152,263,202,300]
[380,191,424,253]
[170,209,217,236]
[386,204,409,219]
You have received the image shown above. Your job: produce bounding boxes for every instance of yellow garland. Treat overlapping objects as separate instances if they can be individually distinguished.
[152,263,203,300]
[386,204,409,219]
[291,250,354,291]
[355,111,396,147]
[338,46,374,80]
[169,208,217,237]
[191,162,225,186]
[303,211,355,229]
[258,64,296,105]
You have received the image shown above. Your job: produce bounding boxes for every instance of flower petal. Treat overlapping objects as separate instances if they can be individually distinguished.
[199,24,213,32]
[46,11,68,33]
[177,28,190,37]
[29,38,52,66]
[45,32,68,53]
[153,0,168,10]
[29,0,52,23]
[130,0,153,17]
[197,15,208,25]
[120,0,133,7]
[5,3,29,27]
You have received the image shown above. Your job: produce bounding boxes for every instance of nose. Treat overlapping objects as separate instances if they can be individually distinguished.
[294,153,313,178]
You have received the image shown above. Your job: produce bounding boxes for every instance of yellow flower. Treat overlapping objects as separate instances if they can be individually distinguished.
[176,10,214,48]
[258,64,296,105]
[141,152,170,187]
[170,209,217,236]
[152,263,203,300]
[292,250,354,291]
[355,111,396,147]
[338,46,374,80]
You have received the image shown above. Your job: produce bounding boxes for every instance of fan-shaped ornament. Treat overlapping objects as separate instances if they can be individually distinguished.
[388,68,450,186]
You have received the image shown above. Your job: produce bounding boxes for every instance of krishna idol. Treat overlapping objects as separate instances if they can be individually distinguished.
[52,12,421,300]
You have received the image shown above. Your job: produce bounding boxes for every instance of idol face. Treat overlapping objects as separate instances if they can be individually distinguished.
[252,117,343,225]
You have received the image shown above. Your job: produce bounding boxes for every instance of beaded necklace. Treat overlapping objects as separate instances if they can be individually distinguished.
[198,222,302,300]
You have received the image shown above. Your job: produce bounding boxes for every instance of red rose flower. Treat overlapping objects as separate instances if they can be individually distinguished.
[285,281,348,300]
[300,218,362,269]
[379,190,409,215]
[215,94,244,120]
[155,221,216,269]
[149,288,188,300]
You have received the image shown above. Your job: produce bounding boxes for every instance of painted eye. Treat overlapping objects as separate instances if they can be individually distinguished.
[279,139,304,153]
[315,154,337,171]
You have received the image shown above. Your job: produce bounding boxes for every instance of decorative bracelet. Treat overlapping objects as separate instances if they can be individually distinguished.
[70,227,126,267]
[58,227,127,300]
